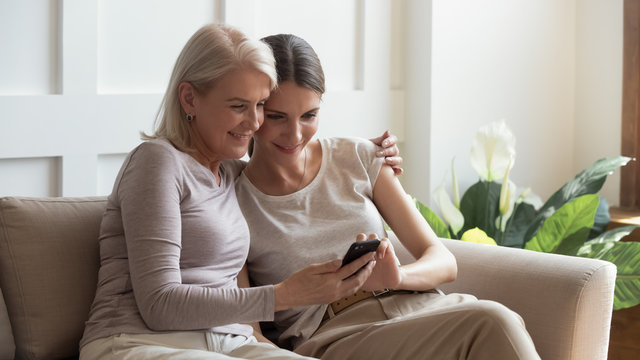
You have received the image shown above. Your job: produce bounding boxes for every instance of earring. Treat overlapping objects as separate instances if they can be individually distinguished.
[186,114,194,121]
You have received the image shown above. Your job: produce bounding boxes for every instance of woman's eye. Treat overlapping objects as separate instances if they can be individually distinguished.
[266,114,284,120]
[302,113,317,120]
[230,104,245,111]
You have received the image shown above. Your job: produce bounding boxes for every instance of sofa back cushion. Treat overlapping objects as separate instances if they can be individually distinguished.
[0,197,106,360]
[0,287,15,359]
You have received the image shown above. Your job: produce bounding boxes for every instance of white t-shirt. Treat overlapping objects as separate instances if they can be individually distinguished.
[235,137,386,349]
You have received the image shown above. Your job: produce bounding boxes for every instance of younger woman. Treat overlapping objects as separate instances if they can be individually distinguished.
[236,34,540,359]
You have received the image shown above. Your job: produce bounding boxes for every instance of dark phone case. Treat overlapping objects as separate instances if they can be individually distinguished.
[341,239,381,267]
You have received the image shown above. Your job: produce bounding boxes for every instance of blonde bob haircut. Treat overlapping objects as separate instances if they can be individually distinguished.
[143,24,277,151]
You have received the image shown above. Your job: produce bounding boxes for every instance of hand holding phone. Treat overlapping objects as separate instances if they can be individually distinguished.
[341,239,381,267]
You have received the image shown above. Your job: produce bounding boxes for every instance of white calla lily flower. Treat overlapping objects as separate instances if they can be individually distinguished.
[499,158,514,216]
[497,180,517,230]
[433,181,464,235]
[519,187,532,200]
[451,157,460,209]
[520,189,543,210]
[470,119,516,181]
[497,185,539,231]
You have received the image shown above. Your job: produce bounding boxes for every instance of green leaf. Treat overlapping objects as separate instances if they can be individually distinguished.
[555,227,591,256]
[578,241,640,310]
[501,202,537,248]
[589,196,610,238]
[581,225,640,248]
[459,181,501,238]
[525,194,599,253]
[413,197,451,239]
[523,156,630,242]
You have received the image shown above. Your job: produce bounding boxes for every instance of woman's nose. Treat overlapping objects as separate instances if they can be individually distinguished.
[246,108,261,131]
[286,120,303,142]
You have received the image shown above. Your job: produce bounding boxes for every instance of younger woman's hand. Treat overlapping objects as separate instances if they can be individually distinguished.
[359,234,403,291]
[370,130,403,175]
[273,252,375,311]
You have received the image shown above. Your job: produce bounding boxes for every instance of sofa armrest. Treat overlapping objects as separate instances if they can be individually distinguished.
[392,237,616,360]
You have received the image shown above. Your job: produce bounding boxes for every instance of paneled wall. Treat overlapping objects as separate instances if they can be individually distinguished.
[0,0,399,197]
[0,0,624,210]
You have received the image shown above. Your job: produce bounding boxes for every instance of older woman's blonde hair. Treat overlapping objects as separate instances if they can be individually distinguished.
[143,24,277,151]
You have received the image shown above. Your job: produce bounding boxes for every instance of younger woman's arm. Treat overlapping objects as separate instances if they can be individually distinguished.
[369,164,457,290]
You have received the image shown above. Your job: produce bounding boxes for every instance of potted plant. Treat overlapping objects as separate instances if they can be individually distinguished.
[415,120,640,310]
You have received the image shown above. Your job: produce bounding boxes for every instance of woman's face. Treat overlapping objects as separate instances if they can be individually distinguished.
[253,81,321,163]
[190,68,271,160]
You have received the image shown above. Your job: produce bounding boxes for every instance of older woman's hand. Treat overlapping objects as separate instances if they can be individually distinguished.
[370,130,403,175]
[273,252,375,311]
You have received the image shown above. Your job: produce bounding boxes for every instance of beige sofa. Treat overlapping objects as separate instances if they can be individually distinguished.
[0,196,617,360]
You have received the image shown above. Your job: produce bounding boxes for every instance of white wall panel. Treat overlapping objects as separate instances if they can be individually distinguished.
[1,0,396,197]
[226,0,395,141]
[0,0,624,207]
[574,0,623,206]
[97,153,127,196]
[232,0,362,92]
[60,0,97,94]
[0,157,61,197]
[403,0,433,203]
[390,0,406,91]
[97,0,217,94]
[0,0,59,95]
[427,0,576,203]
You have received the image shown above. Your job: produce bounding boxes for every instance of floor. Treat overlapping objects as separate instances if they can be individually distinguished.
[609,305,640,359]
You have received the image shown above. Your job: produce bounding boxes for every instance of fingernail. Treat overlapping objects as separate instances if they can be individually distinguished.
[382,140,389,147]
[376,150,384,156]
[333,259,342,267]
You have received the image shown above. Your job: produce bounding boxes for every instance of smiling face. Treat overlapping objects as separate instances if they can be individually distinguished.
[187,68,272,161]
[253,81,321,163]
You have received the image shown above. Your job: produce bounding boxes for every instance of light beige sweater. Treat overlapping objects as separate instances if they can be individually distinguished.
[81,139,274,348]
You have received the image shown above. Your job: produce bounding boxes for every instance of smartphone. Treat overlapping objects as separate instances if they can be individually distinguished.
[341,239,381,267]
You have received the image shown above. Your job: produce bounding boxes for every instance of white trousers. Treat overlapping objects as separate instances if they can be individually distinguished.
[80,331,317,360]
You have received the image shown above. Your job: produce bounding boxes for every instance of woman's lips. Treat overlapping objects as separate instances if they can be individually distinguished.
[274,143,301,154]
[229,131,252,141]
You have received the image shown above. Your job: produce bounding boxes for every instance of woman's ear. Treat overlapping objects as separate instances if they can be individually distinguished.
[178,81,197,115]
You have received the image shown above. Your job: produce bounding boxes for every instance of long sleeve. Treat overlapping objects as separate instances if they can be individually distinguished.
[81,139,273,346]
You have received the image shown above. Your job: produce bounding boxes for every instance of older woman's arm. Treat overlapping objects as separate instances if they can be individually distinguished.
[237,264,277,346]
[120,142,275,331]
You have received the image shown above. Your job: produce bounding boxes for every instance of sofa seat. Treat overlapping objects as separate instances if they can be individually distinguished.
[0,196,616,360]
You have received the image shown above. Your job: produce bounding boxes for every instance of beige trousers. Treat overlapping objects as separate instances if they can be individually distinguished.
[80,331,318,360]
[294,292,540,360]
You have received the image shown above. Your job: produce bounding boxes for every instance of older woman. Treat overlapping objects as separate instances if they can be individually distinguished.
[78,24,401,360]
[236,34,541,359]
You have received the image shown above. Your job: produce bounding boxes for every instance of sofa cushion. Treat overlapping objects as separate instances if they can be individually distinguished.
[0,288,16,360]
[0,197,106,360]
